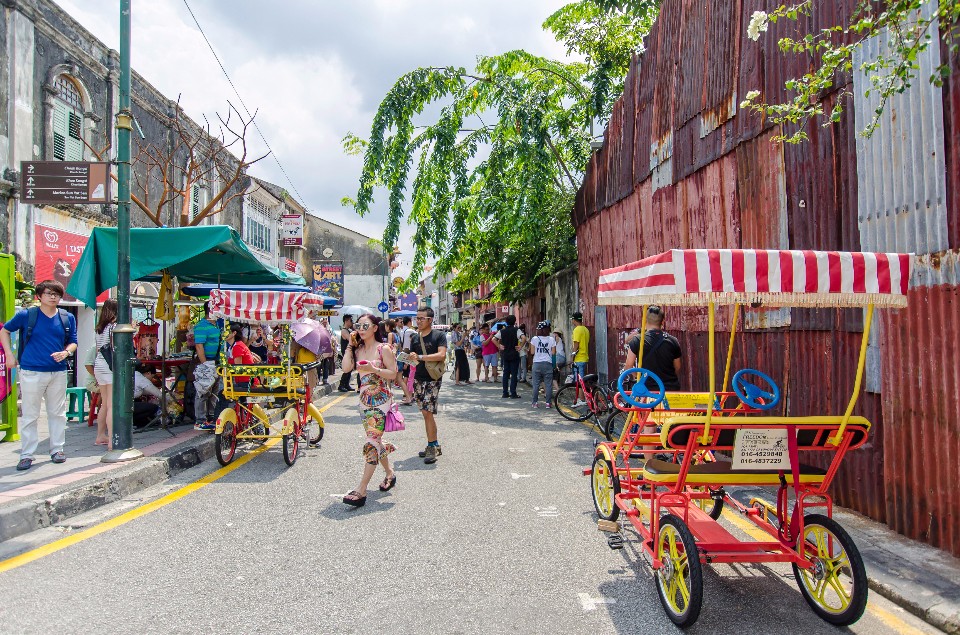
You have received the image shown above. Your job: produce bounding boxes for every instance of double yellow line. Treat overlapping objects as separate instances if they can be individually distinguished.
[0,394,349,574]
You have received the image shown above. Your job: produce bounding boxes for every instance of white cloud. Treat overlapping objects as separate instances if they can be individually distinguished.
[51,0,575,278]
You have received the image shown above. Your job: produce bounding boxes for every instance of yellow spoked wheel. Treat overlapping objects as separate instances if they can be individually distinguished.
[654,514,703,628]
[792,514,867,626]
[590,453,620,521]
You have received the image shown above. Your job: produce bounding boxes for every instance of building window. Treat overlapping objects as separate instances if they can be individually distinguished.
[52,75,84,161]
[244,196,274,254]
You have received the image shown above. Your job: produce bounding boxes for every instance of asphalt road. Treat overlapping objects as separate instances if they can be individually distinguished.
[0,380,944,634]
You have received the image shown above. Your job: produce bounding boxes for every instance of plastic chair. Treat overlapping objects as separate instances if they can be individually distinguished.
[65,387,89,423]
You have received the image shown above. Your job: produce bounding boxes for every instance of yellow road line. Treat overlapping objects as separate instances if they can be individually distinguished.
[0,394,349,575]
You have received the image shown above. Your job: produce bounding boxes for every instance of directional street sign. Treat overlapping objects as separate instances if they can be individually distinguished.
[377,301,390,313]
[20,161,111,205]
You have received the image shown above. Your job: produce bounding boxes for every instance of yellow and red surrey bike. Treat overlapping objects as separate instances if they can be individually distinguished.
[588,248,910,628]
[210,289,331,467]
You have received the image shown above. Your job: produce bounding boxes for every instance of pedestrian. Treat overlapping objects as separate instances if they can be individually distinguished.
[570,312,590,382]
[317,318,334,385]
[192,300,223,431]
[132,362,163,428]
[340,314,399,507]
[471,327,484,380]
[452,323,472,385]
[517,322,529,384]
[407,306,447,464]
[623,305,682,391]
[248,325,270,363]
[529,321,557,408]
[226,324,257,392]
[396,316,415,405]
[494,315,522,399]
[337,315,355,392]
[82,344,105,445]
[480,323,499,382]
[552,330,568,391]
[93,299,118,447]
[0,280,78,470]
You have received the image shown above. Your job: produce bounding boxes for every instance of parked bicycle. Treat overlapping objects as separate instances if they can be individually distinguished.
[554,372,616,433]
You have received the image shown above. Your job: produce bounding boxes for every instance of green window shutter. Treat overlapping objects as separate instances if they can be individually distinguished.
[52,102,69,160]
[66,111,84,161]
[190,183,201,219]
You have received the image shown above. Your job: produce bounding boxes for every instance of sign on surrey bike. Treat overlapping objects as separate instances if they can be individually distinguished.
[20,161,111,205]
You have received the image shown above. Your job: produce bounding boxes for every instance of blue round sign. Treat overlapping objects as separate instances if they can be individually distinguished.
[377,302,389,313]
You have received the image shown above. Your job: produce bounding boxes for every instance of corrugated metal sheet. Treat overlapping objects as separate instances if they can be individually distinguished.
[675,0,706,128]
[881,282,960,556]
[942,37,960,249]
[854,2,950,255]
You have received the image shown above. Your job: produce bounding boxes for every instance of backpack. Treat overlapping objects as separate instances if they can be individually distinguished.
[17,307,72,362]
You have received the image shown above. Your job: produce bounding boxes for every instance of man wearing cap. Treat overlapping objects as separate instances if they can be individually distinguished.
[570,312,590,382]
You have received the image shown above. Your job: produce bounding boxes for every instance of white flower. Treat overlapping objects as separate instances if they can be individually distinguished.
[745,90,760,101]
[747,11,769,41]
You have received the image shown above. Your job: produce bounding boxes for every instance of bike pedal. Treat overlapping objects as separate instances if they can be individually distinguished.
[607,534,625,550]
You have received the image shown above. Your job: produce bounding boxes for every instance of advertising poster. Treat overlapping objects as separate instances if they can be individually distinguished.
[281,214,303,247]
[398,291,419,311]
[34,223,108,302]
[311,261,344,305]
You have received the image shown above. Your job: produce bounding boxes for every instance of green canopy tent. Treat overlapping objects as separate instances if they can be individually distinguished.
[67,225,305,308]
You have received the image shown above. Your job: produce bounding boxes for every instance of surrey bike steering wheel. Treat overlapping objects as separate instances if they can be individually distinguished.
[731,368,781,410]
[617,367,666,409]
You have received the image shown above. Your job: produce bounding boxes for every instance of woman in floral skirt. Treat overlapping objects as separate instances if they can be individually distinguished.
[340,314,399,507]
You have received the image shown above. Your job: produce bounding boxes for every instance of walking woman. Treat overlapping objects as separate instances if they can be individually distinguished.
[529,322,557,408]
[340,314,399,507]
[452,324,472,385]
[552,330,568,392]
[93,300,119,447]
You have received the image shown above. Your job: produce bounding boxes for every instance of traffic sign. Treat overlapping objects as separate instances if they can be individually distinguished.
[20,161,111,205]
[377,301,389,313]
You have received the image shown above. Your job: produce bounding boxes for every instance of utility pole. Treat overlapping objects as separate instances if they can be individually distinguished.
[103,0,142,463]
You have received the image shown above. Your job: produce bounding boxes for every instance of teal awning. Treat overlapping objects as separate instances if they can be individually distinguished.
[67,225,305,308]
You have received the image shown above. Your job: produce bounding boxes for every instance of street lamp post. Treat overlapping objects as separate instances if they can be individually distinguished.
[102,0,142,463]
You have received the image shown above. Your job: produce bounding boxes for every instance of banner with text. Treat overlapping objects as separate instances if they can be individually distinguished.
[34,223,108,303]
[311,261,344,305]
[281,214,303,247]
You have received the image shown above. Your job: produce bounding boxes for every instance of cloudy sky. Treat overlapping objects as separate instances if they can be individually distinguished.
[54,0,573,274]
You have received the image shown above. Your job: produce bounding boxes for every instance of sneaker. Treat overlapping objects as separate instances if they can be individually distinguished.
[194,420,215,432]
[418,444,443,459]
[573,400,588,408]
[423,445,439,464]
[510,394,522,399]
[16,458,33,471]
[532,402,539,408]
[50,451,66,464]
[502,394,510,399]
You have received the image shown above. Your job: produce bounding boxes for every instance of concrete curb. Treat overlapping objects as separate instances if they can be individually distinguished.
[0,382,336,544]
[0,435,215,543]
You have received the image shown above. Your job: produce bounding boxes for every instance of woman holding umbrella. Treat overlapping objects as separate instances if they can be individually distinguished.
[291,317,327,391]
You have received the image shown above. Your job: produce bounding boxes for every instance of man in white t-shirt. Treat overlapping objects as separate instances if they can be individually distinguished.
[527,321,557,408]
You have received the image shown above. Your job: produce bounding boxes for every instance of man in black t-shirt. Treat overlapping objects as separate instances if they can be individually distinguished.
[407,306,448,464]
[494,314,522,398]
[337,315,355,392]
[624,305,682,391]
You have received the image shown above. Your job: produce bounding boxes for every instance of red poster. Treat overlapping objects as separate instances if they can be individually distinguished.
[34,223,107,303]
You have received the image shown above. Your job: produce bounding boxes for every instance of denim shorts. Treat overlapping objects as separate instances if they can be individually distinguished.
[482,353,498,367]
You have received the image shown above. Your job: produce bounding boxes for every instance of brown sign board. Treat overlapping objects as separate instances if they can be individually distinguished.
[20,161,111,205]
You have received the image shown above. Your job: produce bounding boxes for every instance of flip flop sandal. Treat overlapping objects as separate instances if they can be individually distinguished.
[379,475,397,492]
[342,491,366,507]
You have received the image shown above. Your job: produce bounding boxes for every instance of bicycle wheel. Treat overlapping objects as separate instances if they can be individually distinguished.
[605,409,634,442]
[655,514,703,628]
[215,419,237,466]
[693,486,725,520]
[282,408,300,466]
[792,514,868,626]
[554,384,593,421]
[590,453,620,521]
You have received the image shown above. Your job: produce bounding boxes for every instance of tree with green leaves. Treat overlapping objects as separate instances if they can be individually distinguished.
[740,0,959,143]
[344,1,656,302]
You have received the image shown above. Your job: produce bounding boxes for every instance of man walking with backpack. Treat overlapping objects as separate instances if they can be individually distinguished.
[495,315,522,399]
[407,306,447,464]
[0,280,77,470]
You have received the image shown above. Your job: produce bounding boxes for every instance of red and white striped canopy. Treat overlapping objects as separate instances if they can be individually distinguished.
[209,290,330,324]
[598,249,911,308]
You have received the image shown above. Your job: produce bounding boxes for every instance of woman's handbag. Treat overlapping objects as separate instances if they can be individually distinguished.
[99,343,114,371]
[384,402,405,432]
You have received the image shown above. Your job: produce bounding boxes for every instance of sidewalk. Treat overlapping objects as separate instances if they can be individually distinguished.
[728,486,960,634]
[0,383,334,543]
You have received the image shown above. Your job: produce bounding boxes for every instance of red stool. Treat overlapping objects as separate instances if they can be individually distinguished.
[87,392,101,427]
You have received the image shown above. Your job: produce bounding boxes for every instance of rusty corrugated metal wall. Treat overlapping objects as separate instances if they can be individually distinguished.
[571,0,960,554]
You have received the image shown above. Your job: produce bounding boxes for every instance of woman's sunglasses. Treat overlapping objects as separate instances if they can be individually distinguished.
[357,323,374,331]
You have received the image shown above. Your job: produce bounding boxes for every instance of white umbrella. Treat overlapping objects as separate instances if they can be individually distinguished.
[337,305,375,319]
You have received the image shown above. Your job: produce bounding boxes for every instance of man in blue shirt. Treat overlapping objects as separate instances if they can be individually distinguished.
[0,280,78,470]
[192,301,223,430]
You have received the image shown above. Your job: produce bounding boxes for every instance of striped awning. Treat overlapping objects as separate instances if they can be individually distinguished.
[598,249,911,308]
[209,290,330,324]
